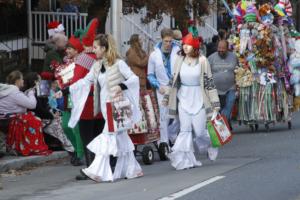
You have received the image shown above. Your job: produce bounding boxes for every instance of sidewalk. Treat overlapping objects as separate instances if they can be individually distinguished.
[0,151,68,173]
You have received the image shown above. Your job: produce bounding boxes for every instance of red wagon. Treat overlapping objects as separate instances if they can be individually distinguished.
[128,90,169,165]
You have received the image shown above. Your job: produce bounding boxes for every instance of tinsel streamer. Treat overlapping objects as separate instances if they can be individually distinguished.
[221,0,235,19]
[253,82,259,121]
[258,85,265,121]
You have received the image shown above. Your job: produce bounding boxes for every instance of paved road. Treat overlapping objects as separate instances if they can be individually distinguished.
[1,112,300,200]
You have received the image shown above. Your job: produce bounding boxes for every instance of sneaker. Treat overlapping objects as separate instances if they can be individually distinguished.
[207,147,218,161]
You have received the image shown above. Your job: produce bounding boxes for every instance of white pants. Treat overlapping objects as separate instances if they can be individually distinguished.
[168,104,210,170]
[156,91,180,144]
[82,123,143,182]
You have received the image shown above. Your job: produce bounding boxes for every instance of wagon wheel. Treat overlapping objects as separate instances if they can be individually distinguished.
[265,124,270,133]
[142,146,154,165]
[249,125,255,133]
[158,142,169,161]
[255,124,259,131]
[288,121,292,130]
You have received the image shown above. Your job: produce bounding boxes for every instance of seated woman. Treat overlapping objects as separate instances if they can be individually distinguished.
[23,72,75,158]
[0,70,51,156]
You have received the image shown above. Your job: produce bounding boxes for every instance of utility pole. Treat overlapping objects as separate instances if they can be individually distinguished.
[27,0,32,70]
[111,0,122,51]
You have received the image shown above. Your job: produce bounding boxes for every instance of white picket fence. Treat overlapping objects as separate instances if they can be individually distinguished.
[29,11,88,59]
[31,11,88,44]
[28,9,217,60]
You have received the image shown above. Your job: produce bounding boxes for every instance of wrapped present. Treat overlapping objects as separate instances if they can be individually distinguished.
[106,97,133,133]
[207,113,233,148]
[128,90,159,135]
[55,62,76,89]
[141,92,159,131]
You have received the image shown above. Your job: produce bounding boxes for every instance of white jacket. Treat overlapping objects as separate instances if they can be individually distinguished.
[0,84,36,114]
[147,43,180,88]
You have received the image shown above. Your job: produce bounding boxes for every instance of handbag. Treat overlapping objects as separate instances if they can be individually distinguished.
[207,112,233,147]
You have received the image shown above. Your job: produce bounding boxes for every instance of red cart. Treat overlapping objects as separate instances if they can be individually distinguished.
[128,90,169,165]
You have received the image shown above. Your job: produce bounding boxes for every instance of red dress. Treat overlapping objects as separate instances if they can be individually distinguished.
[7,112,52,156]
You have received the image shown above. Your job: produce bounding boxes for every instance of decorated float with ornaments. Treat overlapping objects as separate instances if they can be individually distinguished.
[225,0,300,132]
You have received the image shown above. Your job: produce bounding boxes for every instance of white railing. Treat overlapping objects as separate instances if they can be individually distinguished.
[116,7,171,56]
[198,10,218,43]
[122,15,156,54]
[31,11,88,44]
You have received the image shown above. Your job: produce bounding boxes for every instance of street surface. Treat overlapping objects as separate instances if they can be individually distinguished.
[1,112,300,200]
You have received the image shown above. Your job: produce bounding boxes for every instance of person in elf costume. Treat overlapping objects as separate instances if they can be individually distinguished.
[69,18,106,180]
[164,32,221,170]
[58,35,85,166]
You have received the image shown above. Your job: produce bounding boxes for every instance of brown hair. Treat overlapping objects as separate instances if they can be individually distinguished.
[178,47,200,58]
[129,34,146,58]
[161,28,174,39]
[23,72,39,91]
[94,34,120,65]
[6,70,23,85]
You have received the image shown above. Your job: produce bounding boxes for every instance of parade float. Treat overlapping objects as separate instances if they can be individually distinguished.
[226,0,299,132]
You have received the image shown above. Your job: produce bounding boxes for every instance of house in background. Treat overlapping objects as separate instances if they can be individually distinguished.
[0,0,218,82]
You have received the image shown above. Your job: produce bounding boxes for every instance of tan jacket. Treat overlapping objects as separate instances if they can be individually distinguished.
[166,55,220,120]
[126,48,148,89]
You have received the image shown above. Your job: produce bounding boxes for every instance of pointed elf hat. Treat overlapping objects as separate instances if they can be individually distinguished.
[182,22,200,49]
[182,33,200,49]
[68,35,84,53]
[74,18,99,47]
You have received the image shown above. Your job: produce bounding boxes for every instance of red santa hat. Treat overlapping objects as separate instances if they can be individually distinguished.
[47,21,65,37]
[68,35,84,53]
[182,33,200,49]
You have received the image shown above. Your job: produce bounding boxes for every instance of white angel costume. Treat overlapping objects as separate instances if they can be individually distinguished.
[68,59,143,182]
[168,61,210,170]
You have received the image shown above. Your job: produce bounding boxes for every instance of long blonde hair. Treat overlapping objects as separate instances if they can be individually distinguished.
[94,34,120,65]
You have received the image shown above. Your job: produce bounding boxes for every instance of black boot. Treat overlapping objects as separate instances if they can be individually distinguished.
[110,156,117,173]
[85,151,94,167]
[69,151,84,166]
[75,169,88,181]
[72,157,84,166]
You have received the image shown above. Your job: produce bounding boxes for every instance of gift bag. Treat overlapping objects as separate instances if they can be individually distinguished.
[207,113,233,148]
[106,97,133,133]
[36,80,51,97]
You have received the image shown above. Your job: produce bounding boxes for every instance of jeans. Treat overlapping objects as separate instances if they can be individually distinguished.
[219,90,236,122]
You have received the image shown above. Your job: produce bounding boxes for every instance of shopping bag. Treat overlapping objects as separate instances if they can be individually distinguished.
[36,80,51,97]
[106,97,133,133]
[207,113,233,148]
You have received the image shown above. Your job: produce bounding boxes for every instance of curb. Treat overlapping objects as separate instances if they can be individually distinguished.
[0,151,68,173]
